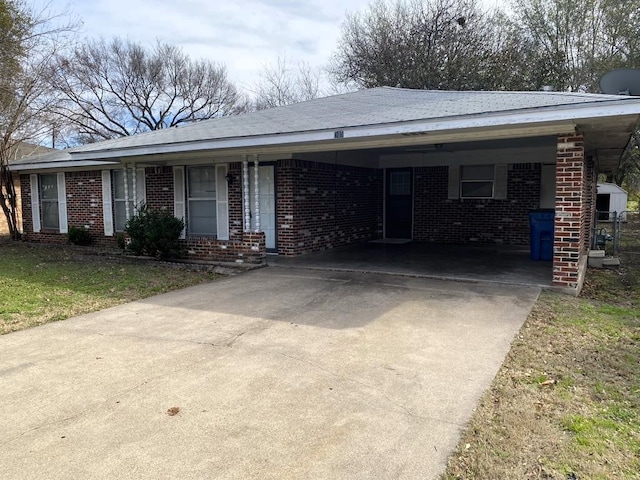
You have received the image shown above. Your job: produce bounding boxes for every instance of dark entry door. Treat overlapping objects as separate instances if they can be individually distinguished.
[385,168,413,238]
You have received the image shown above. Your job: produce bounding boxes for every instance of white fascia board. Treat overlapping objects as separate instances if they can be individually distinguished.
[69,122,576,161]
[8,160,120,172]
[70,100,640,161]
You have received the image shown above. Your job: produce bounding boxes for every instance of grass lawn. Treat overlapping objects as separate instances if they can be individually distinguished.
[0,242,219,335]
[443,256,640,475]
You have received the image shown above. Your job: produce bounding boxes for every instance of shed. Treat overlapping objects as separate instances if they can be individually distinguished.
[596,182,628,220]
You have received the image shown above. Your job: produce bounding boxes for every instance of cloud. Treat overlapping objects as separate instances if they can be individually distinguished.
[38,0,374,86]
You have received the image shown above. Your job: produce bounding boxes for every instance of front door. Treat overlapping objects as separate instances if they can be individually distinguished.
[249,164,276,251]
[385,168,413,239]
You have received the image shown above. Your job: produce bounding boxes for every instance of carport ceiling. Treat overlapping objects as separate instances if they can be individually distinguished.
[579,114,639,172]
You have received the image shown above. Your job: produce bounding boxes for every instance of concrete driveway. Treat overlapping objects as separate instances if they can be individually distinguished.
[0,267,539,480]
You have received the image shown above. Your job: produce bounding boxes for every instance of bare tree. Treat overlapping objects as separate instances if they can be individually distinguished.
[329,0,502,90]
[51,38,243,143]
[512,0,640,92]
[0,0,77,240]
[252,55,323,110]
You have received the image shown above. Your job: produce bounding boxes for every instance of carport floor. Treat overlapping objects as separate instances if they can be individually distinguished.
[267,241,552,287]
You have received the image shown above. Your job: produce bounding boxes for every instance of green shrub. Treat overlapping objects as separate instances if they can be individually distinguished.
[67,226,93,246]
[125,205,184,260]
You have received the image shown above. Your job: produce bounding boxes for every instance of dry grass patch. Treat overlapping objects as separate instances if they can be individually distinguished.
[1,242,221,334]
[443,259,640,479]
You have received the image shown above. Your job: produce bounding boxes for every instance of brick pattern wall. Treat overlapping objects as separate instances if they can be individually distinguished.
[21,172,116,246]
[21,166,262,261]
[413,164,541,244]
[184,232,265,264]
[553,134,588,291]
[228,163,243,241]
[66,171,106,243]
[145,167,173,211]
[277,159,382,256]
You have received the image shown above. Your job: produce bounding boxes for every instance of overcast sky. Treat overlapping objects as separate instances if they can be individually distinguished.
[37,0,503,92]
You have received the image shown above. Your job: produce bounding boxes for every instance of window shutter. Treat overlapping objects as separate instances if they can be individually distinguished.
[494,164,508,200]
[102,170,114,236]
[30,174,41,233]
[173,166,186,239]
[136,168,146,209]
[448,166,460,200]
[57,172,68,234]
[216,164,229,240]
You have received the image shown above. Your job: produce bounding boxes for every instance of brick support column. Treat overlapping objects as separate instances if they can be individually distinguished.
[553,134,589,294]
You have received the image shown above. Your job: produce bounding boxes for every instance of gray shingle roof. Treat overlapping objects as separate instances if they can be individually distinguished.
[10,87,640,169]
[73,87,635,153]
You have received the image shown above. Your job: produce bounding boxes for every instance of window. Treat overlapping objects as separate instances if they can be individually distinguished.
[187,166,217,235]
[460,165,495,198]
[111,169,146,232]
[30,172,67,234]
[113,170,135,232]
[39,174,59,229]
[390,171,411,195]
[448,164,507,200]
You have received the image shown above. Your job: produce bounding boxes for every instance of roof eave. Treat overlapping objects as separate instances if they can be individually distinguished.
[69,100,640,162]
[8,159,120,172]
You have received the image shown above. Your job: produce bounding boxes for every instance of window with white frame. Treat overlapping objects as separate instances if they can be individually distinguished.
[460,165,495,198]
[108,168,146,233]
[39,174,60,229]
[187,166,217,235]
[30,173,67,234]
[448,164,507,200]
[113,169,135,232]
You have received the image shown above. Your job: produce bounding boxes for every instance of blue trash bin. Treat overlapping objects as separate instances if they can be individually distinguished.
[529,210,555,261]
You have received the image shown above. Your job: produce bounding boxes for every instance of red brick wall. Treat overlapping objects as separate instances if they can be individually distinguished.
[413,164,541,245]
[21,172,116,246]
[65,171,110,245]
[145,167,173,212]
[184,232,265,264]
[553,134,589,291]
[20,166,263,262]
[277,159,383,255]
[228,163,243,241]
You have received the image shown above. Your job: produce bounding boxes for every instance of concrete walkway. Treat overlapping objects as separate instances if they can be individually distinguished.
[0,268,539,480]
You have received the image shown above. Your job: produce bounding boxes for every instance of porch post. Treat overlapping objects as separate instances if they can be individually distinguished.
[122,166,130,221]
[131,164,137,211]
[253,155,260,232]
[243,156,250,231]
[553,133,588,294]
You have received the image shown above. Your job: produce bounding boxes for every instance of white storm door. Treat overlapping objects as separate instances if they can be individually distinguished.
[249,165,276,250]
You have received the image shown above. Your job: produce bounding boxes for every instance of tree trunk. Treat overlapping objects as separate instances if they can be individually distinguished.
[0,163,20,240]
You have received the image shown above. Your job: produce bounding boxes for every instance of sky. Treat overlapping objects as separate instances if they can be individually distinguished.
[36,0,504,92]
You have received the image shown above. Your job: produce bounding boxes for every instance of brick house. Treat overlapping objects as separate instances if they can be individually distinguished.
[9,88,640,294]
